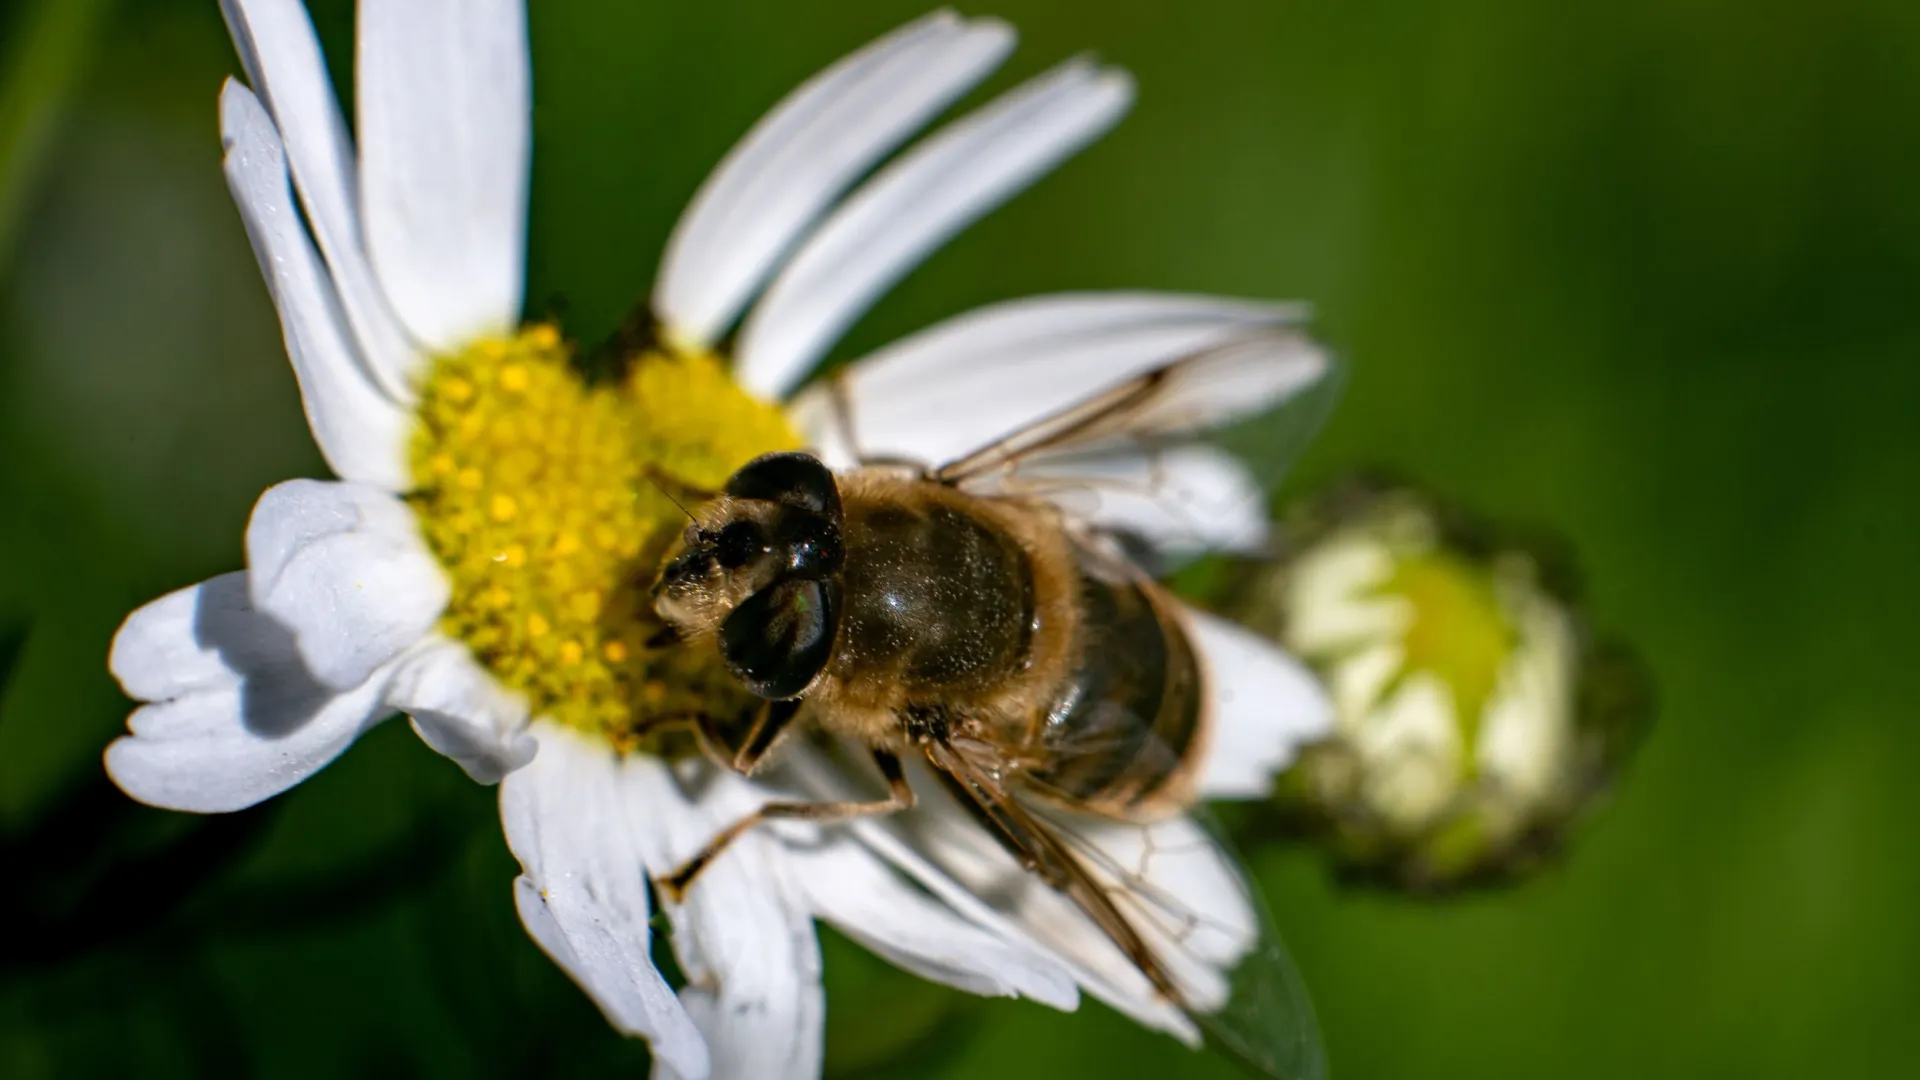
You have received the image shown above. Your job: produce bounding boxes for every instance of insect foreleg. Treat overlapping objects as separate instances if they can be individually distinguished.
[624,697,802,775]
[729,697,803,773]
[621,709,741,772]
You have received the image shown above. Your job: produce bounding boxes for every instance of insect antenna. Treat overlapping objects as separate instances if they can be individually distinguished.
[645,471,698,522]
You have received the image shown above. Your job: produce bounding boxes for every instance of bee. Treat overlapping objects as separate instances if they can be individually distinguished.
[649,326,1337,1078]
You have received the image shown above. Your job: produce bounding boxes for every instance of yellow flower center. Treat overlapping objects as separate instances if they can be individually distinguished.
[1374,549,1518,753]
[407,325,799,746]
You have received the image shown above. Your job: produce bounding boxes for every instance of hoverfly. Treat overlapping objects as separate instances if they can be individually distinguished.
[648,304,1339,1078]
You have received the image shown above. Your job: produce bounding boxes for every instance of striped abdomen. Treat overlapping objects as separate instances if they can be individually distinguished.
[1026,552,1206,818]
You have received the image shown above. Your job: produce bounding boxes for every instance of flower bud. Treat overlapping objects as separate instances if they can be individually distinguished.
[1232,478,1652,892]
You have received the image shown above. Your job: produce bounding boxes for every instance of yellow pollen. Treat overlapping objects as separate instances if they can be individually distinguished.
[408,324,798,745]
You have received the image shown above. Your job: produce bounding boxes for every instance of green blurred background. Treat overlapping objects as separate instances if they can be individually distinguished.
[4,0,1917,1076]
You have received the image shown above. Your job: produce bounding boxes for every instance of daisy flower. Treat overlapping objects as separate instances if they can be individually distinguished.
[105,3,1337,1077]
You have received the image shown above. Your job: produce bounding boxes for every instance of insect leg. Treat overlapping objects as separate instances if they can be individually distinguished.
[729,698,803,774]
[625,695,807,775]
[622,708,746,772]
[658,750,915,902]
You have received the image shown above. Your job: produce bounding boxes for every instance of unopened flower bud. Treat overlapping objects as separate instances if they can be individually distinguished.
[1231,478,1652,892]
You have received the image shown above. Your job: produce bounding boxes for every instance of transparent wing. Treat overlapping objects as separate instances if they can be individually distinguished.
[1041,804,1327,1080]
[777,737,1326,1076]
[933,326,1330,481]
[936,328,1344,562]
[923,742,1327,1078]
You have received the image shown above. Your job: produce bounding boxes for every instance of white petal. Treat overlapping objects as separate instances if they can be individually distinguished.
[737,61,1136,398]
[245,478,449,691]
[1476,595,1577,801]
[793,836,1078,1008]
[221,80,412,490]
[1282,535,1407,654]
[384,636,534,784]
[654,11,1013,350]
[1187,607,1333,799]
[500,724,709,1080]
[219,0,418,400]
[358,0,529,351]
[110,572,272,702]
[1322,641,1403,733]
[788,291,1306,470]
[1355,673,1461,829]
[623,763,823,1080]
[105,572,395,812]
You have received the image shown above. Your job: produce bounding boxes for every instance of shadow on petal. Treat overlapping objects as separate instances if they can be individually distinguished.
[190,572,341,739]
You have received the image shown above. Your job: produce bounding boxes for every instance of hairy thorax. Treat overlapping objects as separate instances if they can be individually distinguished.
[803,472,1082,751]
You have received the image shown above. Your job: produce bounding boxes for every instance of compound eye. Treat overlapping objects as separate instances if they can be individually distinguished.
[724,451,842,521]
[719,578,840,699]
[714,520,763,569]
